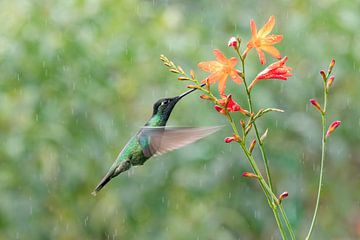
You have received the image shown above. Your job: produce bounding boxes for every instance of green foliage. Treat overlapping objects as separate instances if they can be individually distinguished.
[0,0,359,239]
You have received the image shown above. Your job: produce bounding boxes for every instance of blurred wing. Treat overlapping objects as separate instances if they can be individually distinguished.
[139,126,222,157]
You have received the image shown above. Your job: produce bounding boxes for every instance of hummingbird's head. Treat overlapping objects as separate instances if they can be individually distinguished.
[152,96,180,118]
[148,87,200,126]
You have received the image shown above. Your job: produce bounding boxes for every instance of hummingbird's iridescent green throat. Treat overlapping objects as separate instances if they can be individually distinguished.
[92,85,219,196]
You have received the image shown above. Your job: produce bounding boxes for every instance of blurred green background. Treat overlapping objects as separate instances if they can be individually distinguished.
[1,0,359,239]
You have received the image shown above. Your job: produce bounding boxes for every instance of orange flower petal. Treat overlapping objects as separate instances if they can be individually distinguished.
[257,15,275,37]
[230,71,242,84]
[250,19,257,38]
[256,48,266,65]
[262,35,283,45]
[198,61,222,72]
[261,45,281,59]
[213,49,227,64]
[218,74,228,95]
[229,57,238,67]
[201,71,223,84]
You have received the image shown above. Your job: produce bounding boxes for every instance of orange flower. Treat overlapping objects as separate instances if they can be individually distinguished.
[198,49,242,95]
[248,56,292,91]
[243,16,283,65]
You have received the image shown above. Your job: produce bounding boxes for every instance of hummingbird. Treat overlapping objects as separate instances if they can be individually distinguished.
[92,87,220,195]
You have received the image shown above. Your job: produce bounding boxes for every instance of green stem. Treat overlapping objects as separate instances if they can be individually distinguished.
[305,81,328,240]
[227,115,288,240]
[279,204,296,240]
[239,54,274,192]
[236,50,296,239]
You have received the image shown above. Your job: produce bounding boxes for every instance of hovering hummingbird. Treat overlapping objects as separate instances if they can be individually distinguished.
[92,87,220,195]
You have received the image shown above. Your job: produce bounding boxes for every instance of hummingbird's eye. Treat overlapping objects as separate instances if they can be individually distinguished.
[161,100,169,106]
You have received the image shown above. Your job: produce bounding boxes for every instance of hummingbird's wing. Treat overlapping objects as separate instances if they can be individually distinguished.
[139,126,222,157]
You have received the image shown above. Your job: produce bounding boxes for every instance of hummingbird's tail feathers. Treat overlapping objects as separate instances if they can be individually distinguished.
[92,169,114,196]
[91,160,131,196]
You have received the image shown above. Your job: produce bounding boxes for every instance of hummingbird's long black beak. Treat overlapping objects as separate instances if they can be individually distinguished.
[177,83,206,100]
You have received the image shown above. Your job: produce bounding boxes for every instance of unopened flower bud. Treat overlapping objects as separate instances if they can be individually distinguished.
[240,120,246,129]
[205,78,210,91]
[326,120,341,138]
[170,68,180,74]
[190,70,196,79]
[224,134,241,143]
[242,172,259,178]
[328,58,335,74]
[310,99,323,113]
[320,70,326,81]
[260,128,269,143]
[177,66,185,74]
[326,76,335,89]
[245,123,253,135]
[249,139,256,153]
[178,76,188,81]
[227,36,238,49]
[278,191,289,203]
[224,137,235,143]
[199,95,211,100]
[186,84,199,89]
[160,54,166,61]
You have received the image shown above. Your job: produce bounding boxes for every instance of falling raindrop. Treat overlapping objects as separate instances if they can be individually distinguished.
[84,216,89,226]
[254,210,259,219]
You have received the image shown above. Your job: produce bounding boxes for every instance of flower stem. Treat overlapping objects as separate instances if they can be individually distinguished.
[239,55,274,192]
[227,115,288,240]
[279,204,296,240]
[305,80,328,240]
[236,50,296,239]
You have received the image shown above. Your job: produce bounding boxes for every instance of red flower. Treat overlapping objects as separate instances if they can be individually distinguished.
[243,16,283,64]
[326,120,341,138]
[248,56,292,91]
[198,49,242,95]
[214,94,248,115]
